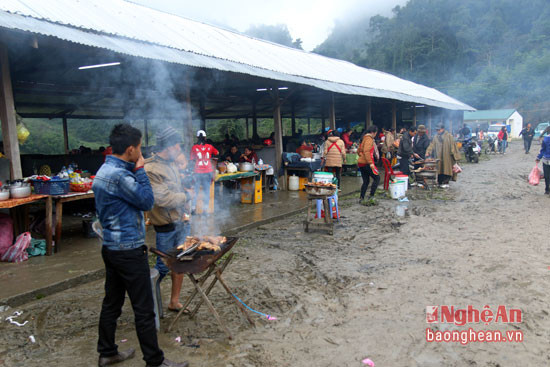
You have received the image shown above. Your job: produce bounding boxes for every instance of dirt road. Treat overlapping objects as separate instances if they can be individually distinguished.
[1,141,548,367]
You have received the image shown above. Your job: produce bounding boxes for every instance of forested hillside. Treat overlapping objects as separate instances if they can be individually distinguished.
[315,0,550,122]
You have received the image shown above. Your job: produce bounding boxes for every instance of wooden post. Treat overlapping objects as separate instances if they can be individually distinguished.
[273,90,284,190]
[413,105,417,127]
[329,93,336,130]
[291,102,296,136]
[252,100,258,139]
[428,108,432,137]
[0,43,22,179]
[62,116,69,155]
[321,115,326,131]
[199,94,206,131]
[366,97,372,129]
[144,119,149,146]
[245,116,249,139]
[392,101,397,131]
[307,117,311,134]
[183,74,194,152]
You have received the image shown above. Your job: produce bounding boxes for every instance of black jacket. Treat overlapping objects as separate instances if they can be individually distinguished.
[398,132,414,157]
[520,128,535,141]
[413,134,430,159]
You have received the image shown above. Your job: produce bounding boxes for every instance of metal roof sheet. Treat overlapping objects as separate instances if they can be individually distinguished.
[0,0,474,111]
[464,109,516,121]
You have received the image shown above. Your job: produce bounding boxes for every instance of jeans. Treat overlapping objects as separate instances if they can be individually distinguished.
[544,163,550,193]
[98,246,164,366]
[524,139,532,153]
[325,166,342,188]
[359,165,380,199]
[154,222,190,280]
[500,140,507,153]
[192,172,213,211]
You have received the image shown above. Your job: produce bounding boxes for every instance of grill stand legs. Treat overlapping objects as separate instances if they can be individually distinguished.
[167,252,254,339]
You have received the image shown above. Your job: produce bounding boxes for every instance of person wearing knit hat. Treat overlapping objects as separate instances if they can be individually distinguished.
[145,126,191,313]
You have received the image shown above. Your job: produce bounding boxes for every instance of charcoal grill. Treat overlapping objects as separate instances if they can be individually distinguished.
[150,237,254,339]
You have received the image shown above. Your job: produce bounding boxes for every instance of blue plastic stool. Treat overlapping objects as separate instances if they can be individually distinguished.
[316,194,339,221]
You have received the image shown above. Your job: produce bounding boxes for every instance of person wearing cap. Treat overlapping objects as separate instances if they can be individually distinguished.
[145,126,191,313]
[413,125,430,160]
[426,123,461,187]
[190,130,219,214]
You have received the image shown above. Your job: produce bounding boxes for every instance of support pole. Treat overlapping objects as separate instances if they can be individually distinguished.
[366,97,372,129]
[199,94,206,131]
[0,43,22,179]
[329,93,336,130]
[252,100,258,139]
[392,101,397,131]
[307,117,311,135]
[428,108,432,137]
[144,119,149,146]
[413,105,417,127]
[62,116,69,155]
[273,90,284,190]
[245,116,249,139]
[291,102,296,136]
[183,74,194,152]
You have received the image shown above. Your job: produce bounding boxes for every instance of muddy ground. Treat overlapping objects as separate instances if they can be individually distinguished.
[1,140,549,367]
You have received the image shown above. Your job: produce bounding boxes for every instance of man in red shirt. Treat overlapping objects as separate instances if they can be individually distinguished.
[190,130,218,213]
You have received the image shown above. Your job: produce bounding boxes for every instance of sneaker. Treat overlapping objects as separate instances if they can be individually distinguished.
[545,191,550,195]
[439,184,450,189]
[146,359,189,367]
[98,349,135,367]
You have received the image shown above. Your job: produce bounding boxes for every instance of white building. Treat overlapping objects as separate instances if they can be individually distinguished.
[464,109,523,138]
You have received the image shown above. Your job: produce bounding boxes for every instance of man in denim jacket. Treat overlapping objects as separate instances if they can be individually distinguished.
[93,124,188,367]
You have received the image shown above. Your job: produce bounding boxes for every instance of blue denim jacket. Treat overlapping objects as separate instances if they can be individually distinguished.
[92,155,154,250]
[537,136,550,161]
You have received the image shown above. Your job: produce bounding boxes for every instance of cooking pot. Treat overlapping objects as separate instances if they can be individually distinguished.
[0,188,9,201]
[10,185,31,199]
[238,162,254,172]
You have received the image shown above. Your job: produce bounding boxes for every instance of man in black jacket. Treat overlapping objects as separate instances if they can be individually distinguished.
[413,125,430,159]
[398,126,417,175]
[519,123,535,154]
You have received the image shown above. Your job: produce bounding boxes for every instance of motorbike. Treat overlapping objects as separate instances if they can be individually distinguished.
[485,136,499,155]
[463,137,481,163]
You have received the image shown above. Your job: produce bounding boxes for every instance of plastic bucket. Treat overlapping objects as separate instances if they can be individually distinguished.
[389,181,407,199]
[288,175,300,191]
[395,174,409,191]
[313,171,333,184]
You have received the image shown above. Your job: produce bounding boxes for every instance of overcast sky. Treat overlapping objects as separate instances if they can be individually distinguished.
[132,0,407,51]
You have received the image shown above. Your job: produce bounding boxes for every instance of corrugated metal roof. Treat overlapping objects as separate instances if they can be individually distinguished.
[0,0,474,111]
[464,109,516,121]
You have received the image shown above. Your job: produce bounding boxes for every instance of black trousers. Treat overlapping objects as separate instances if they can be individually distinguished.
[524,139,533,153]
[98,246,164,366]
[437,174,451,185]
[543,163,550,193]
[359,165,380,199]
[325,166,342,188]
[399,157,410,175]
